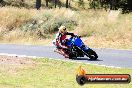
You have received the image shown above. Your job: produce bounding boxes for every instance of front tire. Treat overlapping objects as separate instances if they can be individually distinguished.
[85,49,98,60]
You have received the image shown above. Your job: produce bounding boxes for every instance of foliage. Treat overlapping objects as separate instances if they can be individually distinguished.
[0,0,33,8]
[21,12,77,38]
[0,0,132,12]
[89,0,132,12]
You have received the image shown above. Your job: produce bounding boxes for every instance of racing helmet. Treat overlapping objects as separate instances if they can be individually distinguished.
[58,26,67,33]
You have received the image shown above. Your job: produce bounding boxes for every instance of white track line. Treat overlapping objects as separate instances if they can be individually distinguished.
[0,53,122,69]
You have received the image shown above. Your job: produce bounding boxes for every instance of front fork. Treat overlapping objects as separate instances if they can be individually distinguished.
[80,45,91,57]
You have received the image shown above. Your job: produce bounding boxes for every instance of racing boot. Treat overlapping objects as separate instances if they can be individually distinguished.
[63,53,69,58]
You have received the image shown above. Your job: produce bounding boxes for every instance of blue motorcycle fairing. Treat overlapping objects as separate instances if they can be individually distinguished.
[83,46,90,51]
[72,37,84,47]
[66,37,89,51]
[66,37,82,47]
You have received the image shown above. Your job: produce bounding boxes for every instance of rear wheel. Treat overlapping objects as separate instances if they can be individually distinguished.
[69,51,77,59]
[85,49,98,60]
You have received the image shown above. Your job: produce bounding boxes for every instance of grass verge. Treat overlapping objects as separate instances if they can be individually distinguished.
[0,57,132,88]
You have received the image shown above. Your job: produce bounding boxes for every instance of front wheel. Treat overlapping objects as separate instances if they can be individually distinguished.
[85,49,98,60]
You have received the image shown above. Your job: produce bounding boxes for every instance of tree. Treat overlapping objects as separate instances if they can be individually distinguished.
[54,0,57,8]
[52,0,58,8]
[46,0,49,7]
[127,0,132,10]
[66,0,68,8]
[0,0,3,3]
[78,0,84,9]
[109,0,119,10]
[36,0,41,10]
[0,0,5,6]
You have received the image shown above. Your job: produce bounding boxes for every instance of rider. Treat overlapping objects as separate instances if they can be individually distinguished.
[53,26,74,58]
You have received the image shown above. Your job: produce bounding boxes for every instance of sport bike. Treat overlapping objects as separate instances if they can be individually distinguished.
[65,35,98,60]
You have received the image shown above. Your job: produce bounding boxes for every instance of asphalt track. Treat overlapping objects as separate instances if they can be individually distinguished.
[0,44,132,68]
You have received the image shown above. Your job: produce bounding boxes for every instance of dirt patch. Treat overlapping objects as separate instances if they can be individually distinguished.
[0,55,36,74]
[0,55,35,65]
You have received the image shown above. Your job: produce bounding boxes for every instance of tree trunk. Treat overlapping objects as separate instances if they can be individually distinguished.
[46,0,48,7]
[36,0,41,10]
[54,0,57,8]
[69,0,71,7]
[66,0,68,8]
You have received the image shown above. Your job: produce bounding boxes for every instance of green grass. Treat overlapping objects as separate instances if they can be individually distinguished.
[0,58,132,88]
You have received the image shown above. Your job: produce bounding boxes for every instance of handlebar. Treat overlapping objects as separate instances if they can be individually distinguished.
[72,35,81,38]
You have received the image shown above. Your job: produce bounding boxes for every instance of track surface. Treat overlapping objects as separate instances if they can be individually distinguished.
[0,44,132,68]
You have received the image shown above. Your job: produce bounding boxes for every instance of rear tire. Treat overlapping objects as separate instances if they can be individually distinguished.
[69,52,77,59]
[68,47,78,59]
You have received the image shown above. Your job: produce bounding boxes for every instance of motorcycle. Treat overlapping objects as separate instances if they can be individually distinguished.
[64,35,98,60]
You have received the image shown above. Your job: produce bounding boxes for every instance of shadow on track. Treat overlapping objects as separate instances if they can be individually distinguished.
[72,57,103,61]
